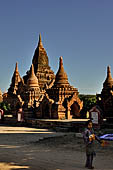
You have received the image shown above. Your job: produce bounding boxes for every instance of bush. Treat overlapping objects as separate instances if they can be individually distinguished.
[0,101,11,114]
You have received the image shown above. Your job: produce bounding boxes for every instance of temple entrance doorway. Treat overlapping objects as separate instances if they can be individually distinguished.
[70,102,80,118]
[42,103,50,118]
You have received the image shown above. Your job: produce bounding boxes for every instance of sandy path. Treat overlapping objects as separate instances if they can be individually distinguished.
[0,125,113,170]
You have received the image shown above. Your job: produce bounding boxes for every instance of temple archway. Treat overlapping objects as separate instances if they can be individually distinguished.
[42,103,50,118]
[70,102,80,118]
[66,93,83,119]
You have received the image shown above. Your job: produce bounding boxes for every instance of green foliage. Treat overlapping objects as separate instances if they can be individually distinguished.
[79,94,96,118]
[0,101,11,114]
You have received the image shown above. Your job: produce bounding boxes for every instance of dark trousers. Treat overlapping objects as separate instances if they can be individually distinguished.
[85,153,93,167]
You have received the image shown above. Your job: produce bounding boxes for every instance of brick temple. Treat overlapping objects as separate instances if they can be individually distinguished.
[3,34,83,119]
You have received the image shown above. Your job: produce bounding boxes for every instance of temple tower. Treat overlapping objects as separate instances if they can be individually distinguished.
[103,66,113,92]
[3,63,23,113]
[8,62,21,94]
[43,56,83,119]
[26,64,40,107]
[97,66,113,117]
[32,34,55,89]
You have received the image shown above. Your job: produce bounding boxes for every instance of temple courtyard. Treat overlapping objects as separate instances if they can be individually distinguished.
[0,125,113,170]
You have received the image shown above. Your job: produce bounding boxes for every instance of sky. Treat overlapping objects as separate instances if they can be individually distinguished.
[0,0,113,95]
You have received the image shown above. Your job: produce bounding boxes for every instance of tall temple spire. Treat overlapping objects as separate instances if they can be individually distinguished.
[27,64,39,88]
[32,34,49,73]
[103,65,113,89]
[24,34,55,90]
[8,62,21,94]
[54,56,69,87]
[12,62,21,84]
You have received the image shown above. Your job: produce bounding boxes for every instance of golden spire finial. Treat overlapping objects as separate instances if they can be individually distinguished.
[38,33,43,47]
[59,56,64,70]
[39,33,41,41]
[107,65,111,73]
[15,62,18,72]
[107,65,112,80]
[60,56,63,65]
[31,64,35,76]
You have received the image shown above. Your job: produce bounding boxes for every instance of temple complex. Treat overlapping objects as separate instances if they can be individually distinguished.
[3,34,83,119]
[97,66,113,118]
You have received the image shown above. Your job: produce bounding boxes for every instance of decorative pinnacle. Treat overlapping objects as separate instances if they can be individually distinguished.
[31,64,35,76]
[39,33,41,42]
[59,56,64,70]
[38,33,43,47]
[107,65,112,79]
[15,62,18,72]
[54,56,69,87]
[60,56,63,65]
[107,66,111,73]
[27,64,39,88]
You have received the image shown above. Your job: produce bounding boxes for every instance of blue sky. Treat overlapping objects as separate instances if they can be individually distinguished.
[0,0,113,94]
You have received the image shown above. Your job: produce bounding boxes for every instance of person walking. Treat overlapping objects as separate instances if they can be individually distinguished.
[17,107,24,122]
[83,120,102,169]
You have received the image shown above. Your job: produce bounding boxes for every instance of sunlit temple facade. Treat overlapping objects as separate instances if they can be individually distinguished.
[3,34,83,119]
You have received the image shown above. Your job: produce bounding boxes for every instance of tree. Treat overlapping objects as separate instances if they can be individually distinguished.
[79,94,96,118]
[0,101,11,114]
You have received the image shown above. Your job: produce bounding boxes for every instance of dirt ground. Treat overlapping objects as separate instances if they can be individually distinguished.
[0,125,113,170]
